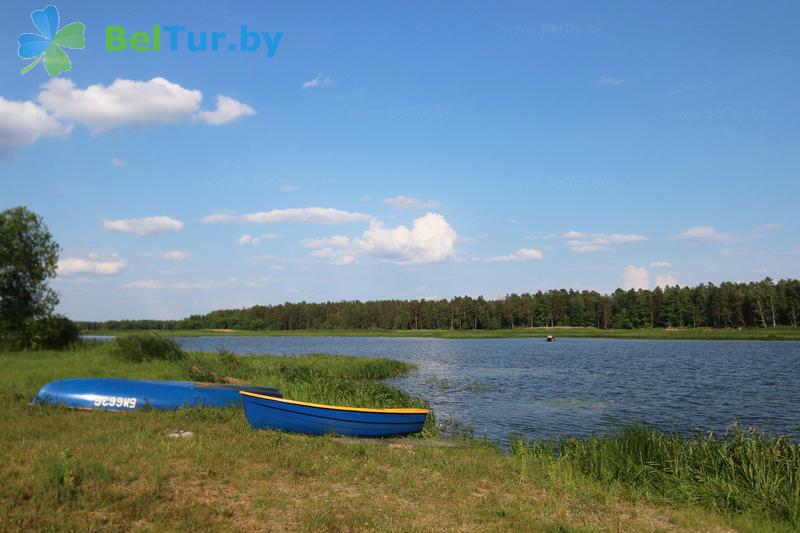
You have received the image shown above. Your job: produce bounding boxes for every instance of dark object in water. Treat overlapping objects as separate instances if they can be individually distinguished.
[33,378,281,411]
[240,390,429,437]
[546,335,554,342]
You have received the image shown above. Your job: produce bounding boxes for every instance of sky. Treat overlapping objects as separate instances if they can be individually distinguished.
[1,1,798,320]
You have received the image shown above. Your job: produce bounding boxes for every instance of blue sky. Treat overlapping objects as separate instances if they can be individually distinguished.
[1,1,798,320]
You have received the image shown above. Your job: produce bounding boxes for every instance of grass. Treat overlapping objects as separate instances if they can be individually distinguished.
[86,326,800,341]
[110,334,186,362]
[511,426,800,525]
[0,344,795,531]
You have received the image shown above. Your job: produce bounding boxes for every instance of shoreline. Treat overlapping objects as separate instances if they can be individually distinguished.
[1,345,796,530]
[82,326,800,341]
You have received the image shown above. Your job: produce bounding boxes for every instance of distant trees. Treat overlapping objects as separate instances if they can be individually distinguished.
[79,278,800,333]
[0,206,78,349]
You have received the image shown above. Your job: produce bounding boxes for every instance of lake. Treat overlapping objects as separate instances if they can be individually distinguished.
[89,335,800,444]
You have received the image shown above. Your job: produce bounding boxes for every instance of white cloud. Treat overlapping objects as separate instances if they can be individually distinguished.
[623,265,650,290]
[203,207,371,225]
[595,77,625,86]
[756,223,783,231]
[675,224,782,243]
[103,216,184,236]
[39,77,202,133]
[237,233,280,246]
[0,96,71,154]
[110,157,126,167]
[303,213,458,265]
[563,230,648,252]
[476,248,544,263]
[143,250,190,261]
[195,95,255,125]
[271,264,285,271]
[384,196,441,210]
[302,73,333,89]
[279,185,300,192]
[37,77,253,134]
[119,276,270,291]
[1,78,253,155]
[655,274,679,288]
[650,261,671,268]
[58,256,126,276]
[675,225,722,241]
[201,213,236,224]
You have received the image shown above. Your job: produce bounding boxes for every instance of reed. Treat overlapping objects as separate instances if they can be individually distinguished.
[510,425,800,524]
[110,334,186,362]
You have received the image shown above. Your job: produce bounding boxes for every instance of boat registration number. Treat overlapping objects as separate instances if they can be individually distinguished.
[94,396,138,409]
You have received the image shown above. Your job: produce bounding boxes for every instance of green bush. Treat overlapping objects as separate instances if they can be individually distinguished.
[111,334,186,362]
[0,314,80,350]
[28,315,81,350]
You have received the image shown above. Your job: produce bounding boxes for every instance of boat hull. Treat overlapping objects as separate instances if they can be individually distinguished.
[241,391,428,437]
[33,378,281,411]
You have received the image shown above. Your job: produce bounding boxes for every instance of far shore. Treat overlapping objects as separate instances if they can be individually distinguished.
[82,326,800,341]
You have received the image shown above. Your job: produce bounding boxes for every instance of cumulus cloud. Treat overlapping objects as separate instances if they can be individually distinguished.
[58,256,126,276]
[103,216,184,236]
[39,77,202,133]
[36,77,253,134]
[203,207,371,225]
[303,213,458,265]
[384,196,441,210]
[237,233,280,246]
[476,248,543,263]
[563,230,648,252]
[595,77,625,86]
[655,274,679,288]
[650,261,671,268]
[623,265,650,290]
[195,95,255,125]
[0,96,71,154]
[1,78,253,156]
[302,73,333,89]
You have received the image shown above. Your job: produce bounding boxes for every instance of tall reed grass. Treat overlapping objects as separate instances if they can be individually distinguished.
[510,425,800,523]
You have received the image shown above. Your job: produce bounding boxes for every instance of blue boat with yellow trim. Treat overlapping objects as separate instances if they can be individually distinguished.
[240,390,429,437]
[33,378,281,411]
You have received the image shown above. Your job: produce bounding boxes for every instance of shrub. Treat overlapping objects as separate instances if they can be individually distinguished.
[28,315,81,350]
[0,314,80,350]
[111,334,186,362]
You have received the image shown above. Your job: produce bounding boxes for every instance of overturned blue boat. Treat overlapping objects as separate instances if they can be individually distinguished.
[240,390,429,437]
[33,378,282,411]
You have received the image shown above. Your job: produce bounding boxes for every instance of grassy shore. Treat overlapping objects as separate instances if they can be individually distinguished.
[1,344,795,531]
[86,326,800,341]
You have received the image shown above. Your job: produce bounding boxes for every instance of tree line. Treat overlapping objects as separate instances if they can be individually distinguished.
[80,277,800,332]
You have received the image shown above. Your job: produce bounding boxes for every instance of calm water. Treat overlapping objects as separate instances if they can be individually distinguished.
[90,335,800,443]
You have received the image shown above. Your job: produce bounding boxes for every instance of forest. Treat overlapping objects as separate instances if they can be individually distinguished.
[79,277,800,332]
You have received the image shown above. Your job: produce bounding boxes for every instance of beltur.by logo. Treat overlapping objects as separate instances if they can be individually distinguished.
[105,24,283,57]
[18,5,85,76]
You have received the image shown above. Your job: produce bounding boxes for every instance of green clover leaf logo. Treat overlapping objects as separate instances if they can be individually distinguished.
[18,5,85,77]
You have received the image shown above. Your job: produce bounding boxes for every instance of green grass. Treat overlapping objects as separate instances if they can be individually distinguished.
[86,326,800,341]
[511,425,800,525]
[1,344,794,531]
[110,334,187,362]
